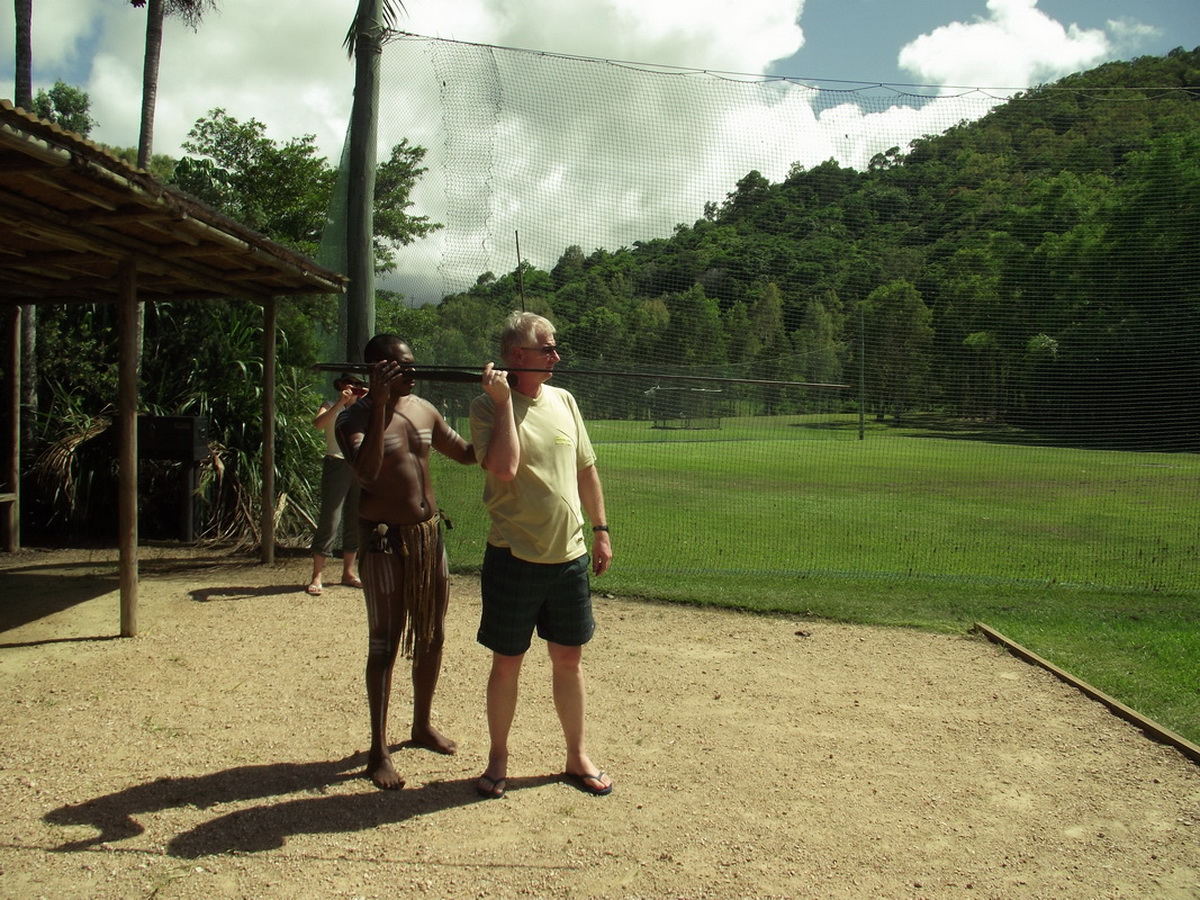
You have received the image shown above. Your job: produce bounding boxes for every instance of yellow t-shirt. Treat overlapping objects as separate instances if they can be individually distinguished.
[470,384,597,564]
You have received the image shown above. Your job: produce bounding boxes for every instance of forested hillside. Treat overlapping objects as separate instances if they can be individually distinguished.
[406,47,1200,449]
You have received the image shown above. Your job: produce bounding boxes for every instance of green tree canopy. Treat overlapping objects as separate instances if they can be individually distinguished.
[32,81,96,137]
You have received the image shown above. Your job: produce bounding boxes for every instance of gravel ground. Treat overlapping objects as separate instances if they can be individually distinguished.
[1,546,1198,899]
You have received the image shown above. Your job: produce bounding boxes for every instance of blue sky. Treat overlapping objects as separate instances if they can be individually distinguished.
[771,0,1197,86]
[2,0,1196,298]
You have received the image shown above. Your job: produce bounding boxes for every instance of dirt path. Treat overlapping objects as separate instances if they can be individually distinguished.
[1,547,1198,899]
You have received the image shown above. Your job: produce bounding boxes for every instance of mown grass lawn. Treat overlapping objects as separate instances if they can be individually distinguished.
[434,414,1200,745]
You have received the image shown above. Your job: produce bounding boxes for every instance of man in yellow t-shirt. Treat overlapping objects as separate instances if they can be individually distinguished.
[470,311,614,799]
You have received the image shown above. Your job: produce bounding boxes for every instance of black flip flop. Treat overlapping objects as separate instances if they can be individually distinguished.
[563,771,613,796]
[476,773,506,799]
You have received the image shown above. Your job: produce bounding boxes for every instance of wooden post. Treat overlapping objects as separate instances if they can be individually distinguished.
[4,303,20,552]
[117,259,139,637]
[260,297,277,565]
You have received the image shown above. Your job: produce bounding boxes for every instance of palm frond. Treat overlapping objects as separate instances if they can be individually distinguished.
[31,411,113,523]
[343,0,405,58]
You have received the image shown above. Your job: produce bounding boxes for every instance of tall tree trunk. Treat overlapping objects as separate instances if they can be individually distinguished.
[14,0,37,452]
[345,0,381,361]
[14,0,33,109]
[134,0,166,370]
[138,0,165,170]
[19,306,36,450]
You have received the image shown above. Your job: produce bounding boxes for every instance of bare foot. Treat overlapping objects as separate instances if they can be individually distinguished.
[367,754,406,790]
[411,723,457,755]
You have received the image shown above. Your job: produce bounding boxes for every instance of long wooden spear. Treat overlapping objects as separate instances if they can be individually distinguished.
[312,362,847,390]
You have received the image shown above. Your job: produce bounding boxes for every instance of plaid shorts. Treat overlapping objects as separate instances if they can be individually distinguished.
[477,544,594,656]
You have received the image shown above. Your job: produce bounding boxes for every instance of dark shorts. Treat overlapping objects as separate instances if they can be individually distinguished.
[478,544,594,656]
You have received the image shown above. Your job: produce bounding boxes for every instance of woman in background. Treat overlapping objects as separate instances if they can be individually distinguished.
[306,373,365,595]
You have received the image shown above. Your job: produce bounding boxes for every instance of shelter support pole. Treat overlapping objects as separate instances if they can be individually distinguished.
[260,297,277,565]
[117,258,139,637]
[4,303,19,552]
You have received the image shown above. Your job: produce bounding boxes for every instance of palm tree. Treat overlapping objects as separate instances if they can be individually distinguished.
[129,0,218,169]
[14,0,32,109]
[127,0,217,375]
[341,0,404,361]
[13,0,36,452]
[343,0,403,56]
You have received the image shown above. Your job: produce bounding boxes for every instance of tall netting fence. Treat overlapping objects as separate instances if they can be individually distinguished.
[352,35,1200,599]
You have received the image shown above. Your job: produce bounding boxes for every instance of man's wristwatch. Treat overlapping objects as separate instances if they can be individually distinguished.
[592,525,609,533]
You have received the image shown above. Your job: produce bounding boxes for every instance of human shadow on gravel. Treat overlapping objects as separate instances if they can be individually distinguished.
[45,754,560,859]
[44,753,369,851]
[189,584,309,602]
[164,775,561,858]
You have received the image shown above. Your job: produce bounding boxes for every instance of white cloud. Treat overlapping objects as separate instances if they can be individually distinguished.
[1106,17,1162,54]
[239,0,807,301]
[897,0,1112,88]
[405,0,805,74]
[30,0,102,73]
[4,0,1123,306]
[85,3,356,163]
[58,0,805,171]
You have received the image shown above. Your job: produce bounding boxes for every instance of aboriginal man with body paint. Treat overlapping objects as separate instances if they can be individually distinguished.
[336,333,479,790]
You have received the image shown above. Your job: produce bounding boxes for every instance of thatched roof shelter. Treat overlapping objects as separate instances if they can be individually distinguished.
[0,100,348,635]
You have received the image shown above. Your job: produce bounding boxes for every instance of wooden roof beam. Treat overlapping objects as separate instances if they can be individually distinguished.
[0,189,275,298]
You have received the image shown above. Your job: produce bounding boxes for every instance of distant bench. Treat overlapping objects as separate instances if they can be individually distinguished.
[651,416,722,430]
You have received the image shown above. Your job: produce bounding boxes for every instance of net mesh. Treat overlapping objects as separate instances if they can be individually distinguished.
[387,36,1017,303]
[338,34,1199,597]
